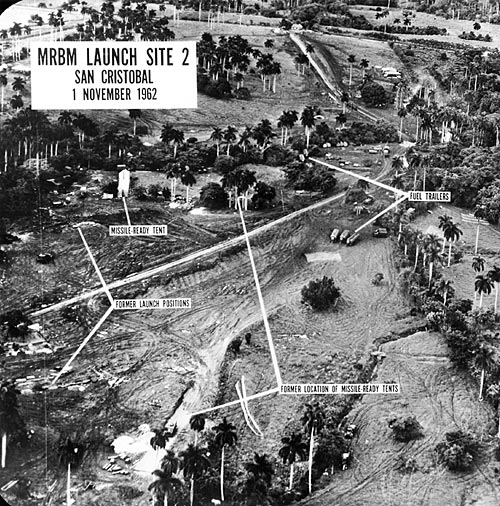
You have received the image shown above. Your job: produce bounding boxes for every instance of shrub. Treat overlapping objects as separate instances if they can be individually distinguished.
[199,183,228,210]
[435,431,480,472]
[252,181,276,210]
[134,185,148,201]
[361,82,389,107]
[388,415,424,442]
[214,155,236,175]
[301,276,341,311]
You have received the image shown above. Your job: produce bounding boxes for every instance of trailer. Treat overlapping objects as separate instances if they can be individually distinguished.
[330,228,341,242]
[346,232,360,246]
[340,230,351,243]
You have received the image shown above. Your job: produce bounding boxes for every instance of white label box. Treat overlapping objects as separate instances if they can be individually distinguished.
[31,41,197,110]
[109,225,168,236]
[279,383,400,394]
[114,299,191,310]
[408,191,451,202]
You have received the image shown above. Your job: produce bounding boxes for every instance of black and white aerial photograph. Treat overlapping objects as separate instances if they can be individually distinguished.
[1,0,500,504]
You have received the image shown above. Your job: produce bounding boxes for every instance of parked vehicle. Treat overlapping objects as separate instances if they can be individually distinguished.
[373,227,389,238]
[340,230,351,243]
[330,228,341,242]
[346,232,360,246]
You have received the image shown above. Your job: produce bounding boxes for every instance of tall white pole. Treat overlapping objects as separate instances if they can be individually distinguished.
[1,432,6,468]
[475,222,480,255]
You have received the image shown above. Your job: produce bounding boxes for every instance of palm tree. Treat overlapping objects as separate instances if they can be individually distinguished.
[472,255,485,273]
[171,129,184,158]
[223,125,238,156]
[305,43,315,55]
[278,110,298,146]
[278,432,308,490]
[398,107,407,142]
[210,126,223,157]
[12,77,25,96]
[245,453,274,502]
[487,266,500,313]
[0,74,6,113]
[360,58,369,78]
[301,403,325,494]
[128,109,142,136]
[347,54,356,86]
[238,126,253,152]
[443,220,463,267]
[245,453,274,487]
[10,95,23,110]
[58,437,84,506]
[341,91,350,114]
[413,230,424,271]
[161,123,175,147]
[149,469,182,506]
[436,279,454,306]
[181,169,196,202]
[189,414,206,446]
[301,106,318,149]
[180,444,211,506]
[0,381,25,469]
[475,343,495,401]
[475,274,494,309]
[426,239,442,287]
[214,418,237,502]
[264,38,274,49]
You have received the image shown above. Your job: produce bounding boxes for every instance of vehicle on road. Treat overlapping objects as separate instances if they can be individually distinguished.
[373,227,389,238]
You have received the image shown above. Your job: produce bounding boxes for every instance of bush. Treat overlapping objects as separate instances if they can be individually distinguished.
[199,183,228,210]
[361,82,390,107]
[301,276,341,311]
[435,431,480,472]
[234,87,251,100]
[214,155,236,175]
[252,181,276,210]
[134,185,148,201]
[388,415,424,442]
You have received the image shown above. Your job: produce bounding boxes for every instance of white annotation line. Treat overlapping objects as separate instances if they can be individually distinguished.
[31,190,349,318]
[78,227,114,306]
[122,197,132,226]
[189,387,280,417]
[237,197,283,387]
[51,305,113,385]
[310,157,406,196]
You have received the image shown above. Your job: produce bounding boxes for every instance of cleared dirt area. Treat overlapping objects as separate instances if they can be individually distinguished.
[302,331,499,506]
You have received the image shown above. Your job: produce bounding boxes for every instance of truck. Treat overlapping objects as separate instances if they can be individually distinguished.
[346,232,360,246]
[340,230,351,243]
[330,228,341,242]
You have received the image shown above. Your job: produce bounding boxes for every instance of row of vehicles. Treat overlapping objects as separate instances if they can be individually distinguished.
[330,227,389,246]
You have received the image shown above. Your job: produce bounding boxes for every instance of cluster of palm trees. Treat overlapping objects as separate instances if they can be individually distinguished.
[73,0,175,41]
[206,105,322,158]
[198,32,282,94]
[146,401,341,506]
[472,256,500,311]
[0,75,26,112]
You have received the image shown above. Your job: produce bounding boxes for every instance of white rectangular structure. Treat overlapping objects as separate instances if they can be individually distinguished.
[408,191,451,202]
[31,41,197,110]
